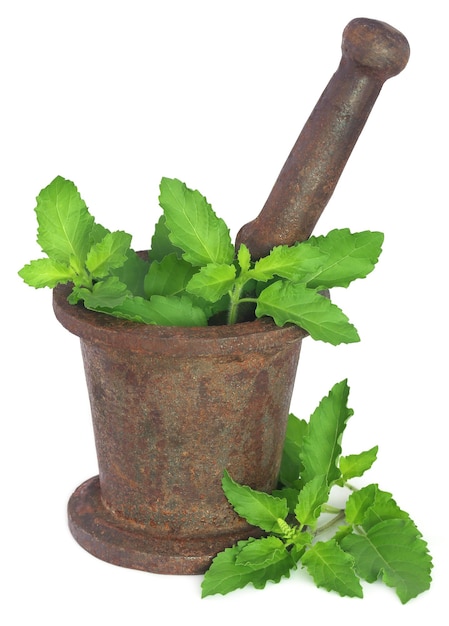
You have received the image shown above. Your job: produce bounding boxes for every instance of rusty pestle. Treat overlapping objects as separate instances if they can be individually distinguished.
[236,18,410,259]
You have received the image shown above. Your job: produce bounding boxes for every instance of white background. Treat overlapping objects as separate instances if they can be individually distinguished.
[2,1,446,623]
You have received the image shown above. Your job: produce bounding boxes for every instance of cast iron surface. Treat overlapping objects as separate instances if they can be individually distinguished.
[54,284,306,574]
[68,477,264,575]
[236,18,410,259]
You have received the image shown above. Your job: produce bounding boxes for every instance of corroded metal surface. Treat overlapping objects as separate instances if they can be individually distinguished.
[236,18,410,259]
[54,284,306,574]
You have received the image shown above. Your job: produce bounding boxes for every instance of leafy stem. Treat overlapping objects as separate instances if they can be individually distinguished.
[19,176,384,345]
[227,294,258,324]
[201,380,433,603]
[227,279,250,325]
[18,177,433,604]
[315,510,346,536]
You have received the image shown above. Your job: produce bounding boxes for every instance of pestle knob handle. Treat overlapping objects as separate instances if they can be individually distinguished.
[235,18,410,260]
[342,18,409,78]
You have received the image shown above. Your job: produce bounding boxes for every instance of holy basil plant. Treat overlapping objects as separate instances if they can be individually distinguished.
[19,176,383,343]
[202,380,433,603]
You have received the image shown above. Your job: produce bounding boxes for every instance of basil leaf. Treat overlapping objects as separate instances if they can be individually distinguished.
[158,177,235,266]
[186,263,236,303]
[18,258,75,289]
[222,470,288,533]
[302,540,363,598]
[251,243,326,282]
[144,253,196,297]
[256,281,360,345]
[304,228,384,289]
[300,379,353,485]
[35,176,95,272]
[85,231,132,279]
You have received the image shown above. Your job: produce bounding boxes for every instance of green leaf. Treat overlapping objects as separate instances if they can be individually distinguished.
[278,413,308,487]
[271,487,302,513]
[202,541,257,597]
[87,222,149,296]
[144,253,196,298]
[85,231,132,279]
[111,249,149,298]
[334,524,354,543]
[256,281,360,345]
[294,475,330,530]
[89,293,208,326]
[235,536,288,568]
[345,485,409,529]
[237,243,251,274]
[341,519,433,603]
[186,263,236,303]
[291,530,314,554]
[339,446,378,482]
[201,538,295,597]
[300,380,353,485]
[88,222,110,246]
[344,484,377,526]
[18,258,75,288]
[143,294,208,326]
[304,229,384,289]
[148,215,183,262]
[35,176,95,271]
[158,177,235,266]
[72,276,130,308]
[301,539,363,598]
[363,490,413,532]
[251,243,326,282]
[222,470,289,532]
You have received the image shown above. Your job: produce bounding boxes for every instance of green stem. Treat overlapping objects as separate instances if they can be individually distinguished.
[354,524,366,537]
[227,284,242,325]
[315,510,346,536]
[227,282,257,324]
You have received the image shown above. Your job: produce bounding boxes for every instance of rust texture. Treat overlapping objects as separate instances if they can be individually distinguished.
[53,284,306,574]
[235,18,410,259]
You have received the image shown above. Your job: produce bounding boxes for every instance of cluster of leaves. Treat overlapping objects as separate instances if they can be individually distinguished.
[202,380,433,603]
[19,176,383,344]
[19,177,433,602]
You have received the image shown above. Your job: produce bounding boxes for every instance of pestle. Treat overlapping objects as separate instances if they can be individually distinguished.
[235,18,410,260]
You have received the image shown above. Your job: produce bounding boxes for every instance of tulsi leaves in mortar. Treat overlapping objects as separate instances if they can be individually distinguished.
[19,176,383,344]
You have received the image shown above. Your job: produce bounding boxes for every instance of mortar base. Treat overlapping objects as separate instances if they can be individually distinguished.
[67,475,254,575]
